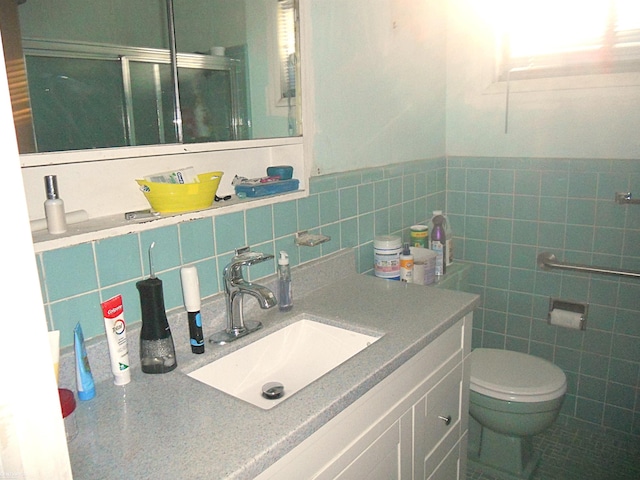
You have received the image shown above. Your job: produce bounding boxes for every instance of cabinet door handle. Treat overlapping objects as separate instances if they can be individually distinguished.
[438,415,452,426]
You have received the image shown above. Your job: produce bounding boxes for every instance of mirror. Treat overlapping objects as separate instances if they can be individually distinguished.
[3,0,300,154]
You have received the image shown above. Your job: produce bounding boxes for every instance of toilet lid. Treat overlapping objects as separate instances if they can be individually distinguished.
[470,348,567,403]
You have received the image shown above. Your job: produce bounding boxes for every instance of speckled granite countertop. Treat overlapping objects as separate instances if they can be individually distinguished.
[68,252,479,480]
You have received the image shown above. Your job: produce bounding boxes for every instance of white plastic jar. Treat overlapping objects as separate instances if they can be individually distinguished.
[374,235,402,280]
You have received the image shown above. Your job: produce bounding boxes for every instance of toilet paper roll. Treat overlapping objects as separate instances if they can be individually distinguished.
[549,309,584,330]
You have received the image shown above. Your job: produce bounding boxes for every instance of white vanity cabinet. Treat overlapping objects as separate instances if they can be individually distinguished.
[256,313,472,480]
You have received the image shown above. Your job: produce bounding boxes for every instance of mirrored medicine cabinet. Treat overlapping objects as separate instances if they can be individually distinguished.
[2,0,301,157]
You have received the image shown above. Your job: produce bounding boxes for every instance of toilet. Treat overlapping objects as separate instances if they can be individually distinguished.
[468,348,567,479]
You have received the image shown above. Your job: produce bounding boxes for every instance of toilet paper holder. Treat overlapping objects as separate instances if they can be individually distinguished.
[548,298,588,330]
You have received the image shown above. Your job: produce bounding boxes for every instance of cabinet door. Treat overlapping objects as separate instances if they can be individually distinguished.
[333,420,400,480]
[427,441,460,480]
[414,362,463,479]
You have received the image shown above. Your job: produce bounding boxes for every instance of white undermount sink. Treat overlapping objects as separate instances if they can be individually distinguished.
[187,318,382,409]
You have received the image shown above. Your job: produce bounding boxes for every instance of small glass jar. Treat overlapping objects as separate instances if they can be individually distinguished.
[58,388,78,442]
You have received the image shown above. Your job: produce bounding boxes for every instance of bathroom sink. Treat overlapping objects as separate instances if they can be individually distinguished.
[187,318,382,409]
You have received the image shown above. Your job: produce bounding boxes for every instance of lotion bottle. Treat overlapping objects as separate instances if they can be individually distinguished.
[277,251,293,311]
[400,242,414,283]
[44,175,67,234]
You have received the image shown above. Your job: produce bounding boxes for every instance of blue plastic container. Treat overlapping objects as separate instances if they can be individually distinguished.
[235,179,299,198]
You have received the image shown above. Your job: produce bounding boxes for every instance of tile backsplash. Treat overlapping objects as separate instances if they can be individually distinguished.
[35,155,640,436]
[37,158,446,347]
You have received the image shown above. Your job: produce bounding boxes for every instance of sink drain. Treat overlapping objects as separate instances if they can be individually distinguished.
[262,382,285,400]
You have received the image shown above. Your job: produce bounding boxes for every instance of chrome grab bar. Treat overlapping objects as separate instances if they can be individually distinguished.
[537,252,640,279]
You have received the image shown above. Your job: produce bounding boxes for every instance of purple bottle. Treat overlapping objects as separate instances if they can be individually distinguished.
[430,215,447,276]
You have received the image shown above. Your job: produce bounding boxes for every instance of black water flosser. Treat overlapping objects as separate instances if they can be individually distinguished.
[137,242,177,373]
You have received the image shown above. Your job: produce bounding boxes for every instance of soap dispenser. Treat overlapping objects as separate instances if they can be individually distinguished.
[277,251,293,312]
[137,242,177,374]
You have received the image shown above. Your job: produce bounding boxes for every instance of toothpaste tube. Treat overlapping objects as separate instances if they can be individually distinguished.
[100,295,131,386]
[74,323,96,400]
[144,167,198,184]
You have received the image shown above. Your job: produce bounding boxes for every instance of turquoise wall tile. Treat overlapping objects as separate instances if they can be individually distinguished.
[402,175,415,202]
[95,234,142,287]
[488,218,513,242]
[358,213,374,244]
[389,177,403,205]
[319,191,339,224]
[466,193,489,216]
[567,199,595,225]
[273,201,298,237]
[215,211,245,254]
[309,175,337,194]
[297,195,320,231]
[554,346,581,372]
[541,171,569,196]
[513,195,539,221]
[467,169,490,193]
[608,358,639,386]
[512,220,538,245]
[340,218,358,248]
[44,244,98,302]
[140,226,180,275]
[606,382,636,410]
[373,180,390,210]
[374,208,390,235]
[246,205,274,246]
[569,172,598,198]
[465,216,488,240]
[514,170,540,195]
[617,282,640,312]
[490,170,514,194]
[539,197,567,223]
[51,292,102,346]
[564,225,594,252]
[358,183,374,214]
[179,218,214,263]
[580,352,609,379]
[389,204,403,233]
[194,258,219,298]
[339,187,358,219]
[578,376,607,402]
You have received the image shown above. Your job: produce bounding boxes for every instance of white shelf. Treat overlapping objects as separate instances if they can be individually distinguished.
[31,189,307,253]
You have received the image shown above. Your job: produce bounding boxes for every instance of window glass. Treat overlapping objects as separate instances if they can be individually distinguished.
[495,0,640,80]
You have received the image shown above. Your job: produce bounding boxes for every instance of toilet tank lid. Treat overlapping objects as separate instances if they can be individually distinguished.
[470,348,567,402]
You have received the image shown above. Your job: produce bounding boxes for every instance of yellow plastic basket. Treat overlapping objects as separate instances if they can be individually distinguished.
[136,171,223,213]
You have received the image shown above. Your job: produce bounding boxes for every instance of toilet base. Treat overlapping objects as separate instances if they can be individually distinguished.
[468,416,539,480]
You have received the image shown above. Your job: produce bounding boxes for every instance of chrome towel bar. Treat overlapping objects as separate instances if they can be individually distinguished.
[537,252,640,279]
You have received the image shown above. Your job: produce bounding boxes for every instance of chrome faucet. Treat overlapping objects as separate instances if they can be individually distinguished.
[209,246,277,345]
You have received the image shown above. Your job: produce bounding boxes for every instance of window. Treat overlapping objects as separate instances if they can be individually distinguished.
[277,0,298,101]
[495,0,640,80]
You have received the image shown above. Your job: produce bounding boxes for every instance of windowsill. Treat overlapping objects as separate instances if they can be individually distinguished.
[31,188,307,253]
[483,71,640,95]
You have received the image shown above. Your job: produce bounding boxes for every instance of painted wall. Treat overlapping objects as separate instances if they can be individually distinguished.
[308,0,447,174]
[445,0,640,159]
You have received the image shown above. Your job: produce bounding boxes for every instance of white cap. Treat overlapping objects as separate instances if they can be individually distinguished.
[180,265,201,312]
[432,210,443,215]
[278,251,289,266]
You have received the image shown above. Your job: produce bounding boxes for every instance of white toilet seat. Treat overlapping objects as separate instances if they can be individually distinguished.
[470,348,567,403]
